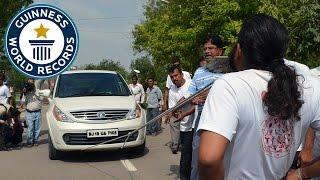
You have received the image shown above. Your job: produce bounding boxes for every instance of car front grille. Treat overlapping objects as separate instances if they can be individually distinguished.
[63,130,138,145]
[70,109,129,121]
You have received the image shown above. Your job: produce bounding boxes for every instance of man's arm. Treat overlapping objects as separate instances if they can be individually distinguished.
[199,130,229,180]
[5,86,12,105]
[287,156,320,179]
[140,85,145,103]
[197,78,239,180]
[157,87,163,101]
[163,75,172,111]
[163,87,169,111]
[7,97,13,105]
[169,96,195,123]
[301,157,320,178]
[174,104,195,123]
[299,127,315,167]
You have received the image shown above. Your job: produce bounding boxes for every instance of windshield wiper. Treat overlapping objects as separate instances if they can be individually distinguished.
[58,93,86,98]
[85,92,109,96]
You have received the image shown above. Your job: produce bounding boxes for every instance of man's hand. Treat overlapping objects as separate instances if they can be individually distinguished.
[174,111,185,123]
[192,89,210,105]
[192,96,202,105]
[162,104,168,112]
[286,170,299,180]
[0,120,5,124]
[298,149,314,167]
[298,128,315,167]
[165,114,172,124]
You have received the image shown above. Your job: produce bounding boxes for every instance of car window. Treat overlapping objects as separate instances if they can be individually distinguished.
[55,73,131,98]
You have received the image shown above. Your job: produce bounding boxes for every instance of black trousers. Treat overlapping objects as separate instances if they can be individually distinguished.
[180,131,193,180]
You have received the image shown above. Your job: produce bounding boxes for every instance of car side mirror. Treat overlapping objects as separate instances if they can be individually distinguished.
[38,89,51,97]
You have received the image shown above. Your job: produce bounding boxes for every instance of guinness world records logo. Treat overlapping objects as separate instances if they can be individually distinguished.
[4,4,79,79]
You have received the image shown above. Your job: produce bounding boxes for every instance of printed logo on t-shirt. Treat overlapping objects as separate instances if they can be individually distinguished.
[261,116,295,158]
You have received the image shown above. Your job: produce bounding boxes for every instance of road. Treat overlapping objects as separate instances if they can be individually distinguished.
[0,106,181,180]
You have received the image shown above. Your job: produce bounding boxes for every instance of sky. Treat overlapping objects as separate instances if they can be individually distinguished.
[32,0,147,69]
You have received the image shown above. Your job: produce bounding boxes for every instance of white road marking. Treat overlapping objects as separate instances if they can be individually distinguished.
[121,159,137,172]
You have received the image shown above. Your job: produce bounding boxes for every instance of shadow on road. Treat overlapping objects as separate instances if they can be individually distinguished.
[22,130,49,145]
[167,165,180,179]
[59,147,150,163]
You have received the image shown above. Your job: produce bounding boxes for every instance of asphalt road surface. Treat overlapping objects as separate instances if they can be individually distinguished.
[0,106,181,180]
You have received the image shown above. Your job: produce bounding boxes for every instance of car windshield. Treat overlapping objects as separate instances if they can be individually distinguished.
[55,73,131,98]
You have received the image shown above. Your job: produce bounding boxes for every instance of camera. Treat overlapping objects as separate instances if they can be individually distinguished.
[23,82,34,93]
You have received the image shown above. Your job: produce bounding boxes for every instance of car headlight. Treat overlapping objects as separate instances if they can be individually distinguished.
[125,103,141,120]
[52,105,74,123]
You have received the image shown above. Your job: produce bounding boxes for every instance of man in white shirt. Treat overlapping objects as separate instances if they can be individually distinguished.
[198,14,320,180]
[164,58,191,154]
[128,74,145,103]
[0,73,12,105]
[168,65,194,179]
[164,58,191,111]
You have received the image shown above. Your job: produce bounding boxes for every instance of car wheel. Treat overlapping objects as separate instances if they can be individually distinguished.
[48,134,63,160]
[131,141,146,154]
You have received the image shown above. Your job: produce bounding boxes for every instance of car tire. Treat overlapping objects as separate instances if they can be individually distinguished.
[131,141,146,154]
[48,134,63,160]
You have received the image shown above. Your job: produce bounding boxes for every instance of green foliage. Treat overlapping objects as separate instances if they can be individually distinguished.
[130,56,167,90]
[258,0,320,68]
[0,0,32,90]
[84,59,129,79]
[133,0,320,70]
[0,0,33,60]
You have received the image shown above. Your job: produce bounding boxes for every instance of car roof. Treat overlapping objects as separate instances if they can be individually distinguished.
[61,70,117,75]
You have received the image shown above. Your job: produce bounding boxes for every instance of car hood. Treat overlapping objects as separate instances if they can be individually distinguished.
[52,96,136,112]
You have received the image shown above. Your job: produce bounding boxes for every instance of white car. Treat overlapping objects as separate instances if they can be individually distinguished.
[44,70,146,160]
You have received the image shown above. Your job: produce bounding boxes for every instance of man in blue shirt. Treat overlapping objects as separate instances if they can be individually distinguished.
[177,35,224,180]
[146,77,163,136]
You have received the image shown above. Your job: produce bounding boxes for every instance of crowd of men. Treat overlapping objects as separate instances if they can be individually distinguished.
[0,12,319,180]
[0,75,42,150]
[129,14,320,180]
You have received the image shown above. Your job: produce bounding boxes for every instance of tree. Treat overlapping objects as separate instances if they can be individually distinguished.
[84,59,129,79]
[0,0,33,62]
[133,0,260,73]
[258,0,320,68]
[130,56,167,89]
[0,0,33,91]
[133,0,319,69]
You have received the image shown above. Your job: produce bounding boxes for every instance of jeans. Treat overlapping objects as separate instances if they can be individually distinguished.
[180,131,194,180]
[146,108,160,134]
[191,110,202,180]
[26,111,41,144]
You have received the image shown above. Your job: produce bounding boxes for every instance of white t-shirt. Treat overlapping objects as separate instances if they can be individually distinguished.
[0,85,11,105]
[312,71,320,158]
[284,59,310,75]
[284,59,311,151]
[311,67,320,77]
[128,83,145,103]
[166,71,191,89]
[169,79,193,132]
[198,69,320,180]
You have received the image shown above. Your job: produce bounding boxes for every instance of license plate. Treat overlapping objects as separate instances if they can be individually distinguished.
[86,129,118,138]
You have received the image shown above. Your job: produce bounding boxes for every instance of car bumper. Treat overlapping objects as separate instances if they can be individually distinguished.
[46,111,146,151]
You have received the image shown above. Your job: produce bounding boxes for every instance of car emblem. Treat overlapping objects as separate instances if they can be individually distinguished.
[97,112,106,118]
